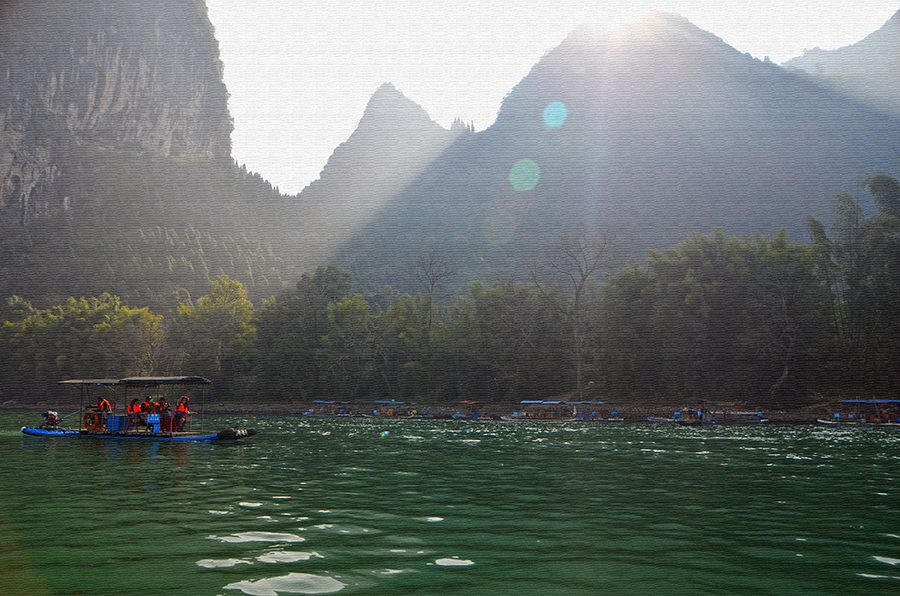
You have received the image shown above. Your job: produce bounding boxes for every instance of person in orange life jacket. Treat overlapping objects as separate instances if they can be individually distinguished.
[140,396,153,430]
[155,397,170,416]
[175,396,194,431]
[92,396,112,427]
[126,398,140,428]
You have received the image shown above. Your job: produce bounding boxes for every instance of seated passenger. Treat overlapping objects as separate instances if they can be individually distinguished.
[175,396,194,431]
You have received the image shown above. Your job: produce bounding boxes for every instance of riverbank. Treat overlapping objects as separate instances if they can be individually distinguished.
[1,396,842,424]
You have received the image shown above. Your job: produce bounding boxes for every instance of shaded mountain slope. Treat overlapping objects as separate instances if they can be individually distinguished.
[298,83,471,264]
[322,12,900,293]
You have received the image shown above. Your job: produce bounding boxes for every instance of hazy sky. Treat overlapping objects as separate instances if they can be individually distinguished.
[204,0,899,195]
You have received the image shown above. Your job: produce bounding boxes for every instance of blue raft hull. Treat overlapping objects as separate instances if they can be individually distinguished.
[21,427,256,441]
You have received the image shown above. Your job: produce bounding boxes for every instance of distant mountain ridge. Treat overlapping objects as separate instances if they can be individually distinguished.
[317,11,900,291]
[783,8,900,118]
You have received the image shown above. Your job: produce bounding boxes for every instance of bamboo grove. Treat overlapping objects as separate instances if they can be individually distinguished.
[3,173,899,408]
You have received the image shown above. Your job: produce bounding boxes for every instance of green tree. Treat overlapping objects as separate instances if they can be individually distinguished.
[2,294,162,398]
[0,295,36,324]
[806,173,900,392]
[454,280,569,399]
[324,294,383,397]
[172,275,254,388]
[251,266,353,400]
[600,229,827,405]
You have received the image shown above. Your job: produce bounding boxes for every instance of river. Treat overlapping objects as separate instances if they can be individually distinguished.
[1,413,898,595]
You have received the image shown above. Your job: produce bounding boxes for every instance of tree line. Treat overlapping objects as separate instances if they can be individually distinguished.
[2,173,899,409]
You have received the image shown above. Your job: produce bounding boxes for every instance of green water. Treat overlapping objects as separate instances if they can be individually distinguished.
[1,414,899,595]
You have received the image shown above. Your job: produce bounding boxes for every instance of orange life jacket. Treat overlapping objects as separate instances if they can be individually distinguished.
[176,402,189,414]
[98,398,111,412]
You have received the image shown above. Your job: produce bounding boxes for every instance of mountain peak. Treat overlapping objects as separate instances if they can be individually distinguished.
[356,82,442,134]
[495,9,747,126]
[562,10,726,50]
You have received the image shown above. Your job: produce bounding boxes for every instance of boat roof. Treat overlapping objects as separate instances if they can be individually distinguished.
[118,376,212,386]
[60,376,211,387]
[519,400,608,405]
[841,399,900,404]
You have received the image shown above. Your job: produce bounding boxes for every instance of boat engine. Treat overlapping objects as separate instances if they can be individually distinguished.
[39,410,60,430]
[215,427,258,440]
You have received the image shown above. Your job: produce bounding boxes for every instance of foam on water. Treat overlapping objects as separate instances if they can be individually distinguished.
[197,558,252,568]
[208,531,306,543]
[223,572,345,595]
[256,550,323,563]
[434,557,475,566]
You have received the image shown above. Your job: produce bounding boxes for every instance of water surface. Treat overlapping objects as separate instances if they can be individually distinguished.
[1,414,899,595]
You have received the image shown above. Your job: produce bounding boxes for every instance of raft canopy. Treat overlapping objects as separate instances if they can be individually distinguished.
[60,377,211,387]
[840,399,900,404]
[117,376,212,387]
[519,400,608,405]
[58,379,120,386]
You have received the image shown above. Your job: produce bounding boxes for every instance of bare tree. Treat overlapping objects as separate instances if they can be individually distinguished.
[403,250,458,330]
[532,227,617,398]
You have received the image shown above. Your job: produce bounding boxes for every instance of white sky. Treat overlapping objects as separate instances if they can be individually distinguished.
[204,0,899,195]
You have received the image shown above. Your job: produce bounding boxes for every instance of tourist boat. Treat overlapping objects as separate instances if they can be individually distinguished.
[670,401,767,426]
[817,399,900,425]
[21,377,257,441]
[676,403,711,426]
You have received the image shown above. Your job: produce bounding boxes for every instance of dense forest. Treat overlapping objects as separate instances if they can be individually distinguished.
[3,172,899,410]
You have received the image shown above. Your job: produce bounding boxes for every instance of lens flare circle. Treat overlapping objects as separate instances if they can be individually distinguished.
[543,101,568,128]
[509,159,540,192]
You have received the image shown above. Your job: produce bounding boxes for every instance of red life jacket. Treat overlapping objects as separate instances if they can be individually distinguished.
[140,400,151,412]
[176,402,189,414]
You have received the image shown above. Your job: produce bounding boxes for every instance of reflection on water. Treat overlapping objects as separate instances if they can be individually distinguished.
[1,415,899,595]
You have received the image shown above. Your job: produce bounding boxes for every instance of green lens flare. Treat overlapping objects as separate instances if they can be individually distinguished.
[509,159,540,192]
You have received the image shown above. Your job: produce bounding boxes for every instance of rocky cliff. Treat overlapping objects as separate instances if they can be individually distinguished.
[0,0,232,227]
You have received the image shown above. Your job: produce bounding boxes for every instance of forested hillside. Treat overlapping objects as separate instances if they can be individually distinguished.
[0,147,305,311]
[4,172,899,409]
